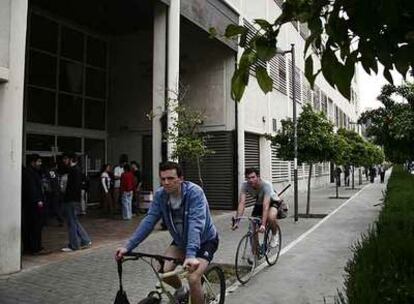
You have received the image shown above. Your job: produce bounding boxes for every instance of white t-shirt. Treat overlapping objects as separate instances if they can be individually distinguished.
[101,172,111,193]
[113,165,124,188]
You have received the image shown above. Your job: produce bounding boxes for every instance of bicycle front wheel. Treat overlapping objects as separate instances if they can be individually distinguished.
[235,233,255,284]
[264,224,282,266]
[202,265,226,304]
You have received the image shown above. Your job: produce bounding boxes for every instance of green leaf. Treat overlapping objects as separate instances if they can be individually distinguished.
[305,55,314,85]
[256,66,273,93]
[231,67,249,102]
[383,68,394,85]
[208,27,218,39]
[254,19,272,31]
[255,36,277,61]
[225,24,247,38]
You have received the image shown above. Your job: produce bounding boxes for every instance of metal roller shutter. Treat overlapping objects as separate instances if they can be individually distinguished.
[182,131,236,210]
[244,133,260,206]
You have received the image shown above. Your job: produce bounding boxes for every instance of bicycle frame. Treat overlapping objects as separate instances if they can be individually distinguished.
[122,252,220,304]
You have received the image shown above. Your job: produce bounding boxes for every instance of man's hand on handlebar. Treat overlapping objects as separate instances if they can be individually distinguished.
[115,247,128,261]
[183,257,200,273]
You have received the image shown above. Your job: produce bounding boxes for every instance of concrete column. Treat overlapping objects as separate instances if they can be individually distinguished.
[0,0,28,275]
[152,2,167,189]
[166,0,180,160]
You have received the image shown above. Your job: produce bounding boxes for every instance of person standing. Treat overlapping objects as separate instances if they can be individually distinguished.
[100,164,114,215]
[113,154,128,210]
[61,153,92,252]
[131,161,143,214]
[120,164,134,220]
[22,154,47,255]
[379,165,386,183]
[46,162,64,226]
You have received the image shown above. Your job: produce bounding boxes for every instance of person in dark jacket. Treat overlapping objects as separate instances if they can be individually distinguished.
[22,154,47,254]
[61,153,91,252]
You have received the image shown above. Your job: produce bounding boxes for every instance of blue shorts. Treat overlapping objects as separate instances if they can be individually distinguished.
[171,235,219,263]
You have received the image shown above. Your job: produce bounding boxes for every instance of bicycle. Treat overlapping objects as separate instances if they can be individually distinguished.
[232,216,281,284]
[232,184,290,284]
[117,252,226,304]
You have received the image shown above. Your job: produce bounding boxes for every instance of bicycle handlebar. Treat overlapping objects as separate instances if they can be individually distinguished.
[122,252,183,265]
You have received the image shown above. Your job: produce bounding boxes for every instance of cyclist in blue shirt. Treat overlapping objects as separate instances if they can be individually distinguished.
[115,161,218,304]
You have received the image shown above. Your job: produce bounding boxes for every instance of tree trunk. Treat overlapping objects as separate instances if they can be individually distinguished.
[196,156,204,189]
[335,171,339,198]
[352,166,355,189]
[306,163,312,215]
[358,168,362,185]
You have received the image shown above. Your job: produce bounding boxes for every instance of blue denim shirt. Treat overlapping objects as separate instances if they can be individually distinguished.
[125,181,217,258]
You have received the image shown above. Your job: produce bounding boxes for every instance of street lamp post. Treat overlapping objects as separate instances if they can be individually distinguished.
[278,44,298,222]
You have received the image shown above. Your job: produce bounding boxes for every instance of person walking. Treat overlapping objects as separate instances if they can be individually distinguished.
[120,164,134,220]
[61,153,92,252]
[22,154,47,255]
[131,161,143,214]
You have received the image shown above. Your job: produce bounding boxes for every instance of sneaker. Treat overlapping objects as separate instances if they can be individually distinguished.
[80,242,92,249]
[270,233,279,248]
[173,285,189,303]
[61,247,74,252]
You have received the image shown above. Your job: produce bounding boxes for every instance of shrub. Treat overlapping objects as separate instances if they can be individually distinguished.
[338,166,414,304]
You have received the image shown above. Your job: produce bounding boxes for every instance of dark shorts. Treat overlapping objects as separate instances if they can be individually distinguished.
[252,201,283,218]
[171,235,219,263]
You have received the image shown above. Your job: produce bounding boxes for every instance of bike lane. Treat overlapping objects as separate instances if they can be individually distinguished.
[224,180,387,304]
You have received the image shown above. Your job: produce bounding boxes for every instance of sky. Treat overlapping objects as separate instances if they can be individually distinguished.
[358,64,405,112]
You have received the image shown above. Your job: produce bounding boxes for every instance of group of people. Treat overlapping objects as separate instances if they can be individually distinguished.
[100,154,142,220]
[22,153,91,255]
[115,162,283,304]
[335,164,387,186]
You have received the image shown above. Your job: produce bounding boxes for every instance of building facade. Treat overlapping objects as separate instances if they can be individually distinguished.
[0,0,359,274]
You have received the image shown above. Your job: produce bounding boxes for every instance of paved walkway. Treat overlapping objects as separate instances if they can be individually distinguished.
[0,175,388,304]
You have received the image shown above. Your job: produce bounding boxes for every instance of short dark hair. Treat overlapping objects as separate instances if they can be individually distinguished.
[28,154,41,164]
[159,161,183,177]
[245,167,260,177]
[67,152,78,162]
[123,164,131,172]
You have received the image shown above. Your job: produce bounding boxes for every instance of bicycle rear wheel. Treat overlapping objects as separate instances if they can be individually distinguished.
[202,265,226,304]
[235,233,255,284]
[264,224,282,266]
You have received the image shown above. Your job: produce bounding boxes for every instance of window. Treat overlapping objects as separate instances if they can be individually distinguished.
[59,60,83,94]
[57,136,81,153]
[61,27,84,61]
[30,14,58,53]
[84,138,105,171]
[58,94,82,127]
[87,37,106,68]
[27,87,56,124]
[269,54,287,95]
[26,12,108,131]
[26,134,55,151]
[85,99,105,130]
[29,51,57,89]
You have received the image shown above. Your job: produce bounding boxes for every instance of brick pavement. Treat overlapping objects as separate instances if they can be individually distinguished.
[0,179,374,303]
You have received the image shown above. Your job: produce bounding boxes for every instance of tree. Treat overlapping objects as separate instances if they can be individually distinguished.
[149,87,214,188]
[359,83,414,163]
[337,128,369,189]
[164,101,214,188]
[223,1,414,101]
[268,104,335,215]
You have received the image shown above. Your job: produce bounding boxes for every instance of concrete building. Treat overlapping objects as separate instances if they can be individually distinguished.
[0,0,359,274]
